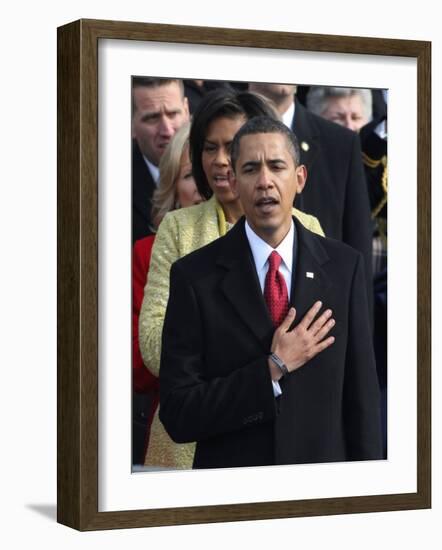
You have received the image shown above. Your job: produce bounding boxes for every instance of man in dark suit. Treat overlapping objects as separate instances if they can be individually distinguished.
[159,116,382,469]
[249,83,373,316]
[132,77,190,242]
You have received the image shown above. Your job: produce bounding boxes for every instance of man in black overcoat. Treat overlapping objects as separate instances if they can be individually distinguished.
[159,116,382,469]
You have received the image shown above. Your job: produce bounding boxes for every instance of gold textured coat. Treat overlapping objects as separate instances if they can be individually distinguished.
[139,195,324,468]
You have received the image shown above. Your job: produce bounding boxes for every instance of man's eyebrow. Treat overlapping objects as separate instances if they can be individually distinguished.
[140,111,161,121]
[140,107,181,121]
[268,157,288,165]
[241,158,288,169]
[240,160,261,170]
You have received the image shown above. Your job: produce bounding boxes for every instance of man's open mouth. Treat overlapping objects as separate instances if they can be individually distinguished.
[255,197,279,213]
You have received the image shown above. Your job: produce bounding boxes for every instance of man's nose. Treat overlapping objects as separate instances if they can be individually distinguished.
[158,116,175,137]
[256,167,273,188]
[343,114,355,131]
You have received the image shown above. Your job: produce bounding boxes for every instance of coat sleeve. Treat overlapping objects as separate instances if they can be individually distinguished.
[159,261,277,444]
[343,252,383,460]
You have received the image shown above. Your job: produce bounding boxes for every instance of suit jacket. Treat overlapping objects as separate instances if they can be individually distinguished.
[132,141,157,243]
[292,99,373,315]
[159,217,383,469]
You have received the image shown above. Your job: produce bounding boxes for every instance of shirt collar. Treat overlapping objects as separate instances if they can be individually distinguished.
[143,155,160,184]
[245,220,294,274]
[282,100,295,129]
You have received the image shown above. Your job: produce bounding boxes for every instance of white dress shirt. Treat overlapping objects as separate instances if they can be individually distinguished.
[245,220,294,298]
[143,155,160,185]
[245,220,295,396]
[282,101,295,130]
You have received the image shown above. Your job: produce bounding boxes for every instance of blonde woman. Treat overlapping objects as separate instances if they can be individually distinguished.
[150,123,203,226]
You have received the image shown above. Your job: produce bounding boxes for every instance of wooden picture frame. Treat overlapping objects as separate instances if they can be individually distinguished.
[57,18,431,531]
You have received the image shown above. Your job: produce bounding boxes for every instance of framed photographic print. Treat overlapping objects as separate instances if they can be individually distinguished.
[57,18,431,531]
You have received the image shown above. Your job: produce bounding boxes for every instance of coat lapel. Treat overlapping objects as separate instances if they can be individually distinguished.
[218,220,274,350]
[290,218,332,323]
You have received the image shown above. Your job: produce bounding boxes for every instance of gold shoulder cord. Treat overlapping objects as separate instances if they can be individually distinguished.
[362,153,388,220]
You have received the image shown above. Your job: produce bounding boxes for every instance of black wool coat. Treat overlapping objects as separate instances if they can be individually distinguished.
[159,217,383,469]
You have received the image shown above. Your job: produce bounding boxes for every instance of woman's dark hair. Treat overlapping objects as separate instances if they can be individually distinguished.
[189,88,279,199]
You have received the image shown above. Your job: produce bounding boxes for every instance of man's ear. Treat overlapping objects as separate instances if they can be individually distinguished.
[295,164,307,195]
[183,97,190,121]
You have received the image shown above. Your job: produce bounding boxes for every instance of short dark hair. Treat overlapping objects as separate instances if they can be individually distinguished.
[230,116,301,172]
[189,89,279,199]
[131,77,185,113]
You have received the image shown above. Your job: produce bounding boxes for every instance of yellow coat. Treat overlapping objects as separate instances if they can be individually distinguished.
[139,196,324,468]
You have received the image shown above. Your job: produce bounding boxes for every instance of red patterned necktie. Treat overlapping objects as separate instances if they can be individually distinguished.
[264,251,289,327]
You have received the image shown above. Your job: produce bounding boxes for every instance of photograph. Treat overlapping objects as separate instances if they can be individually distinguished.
[131,77,389,474]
